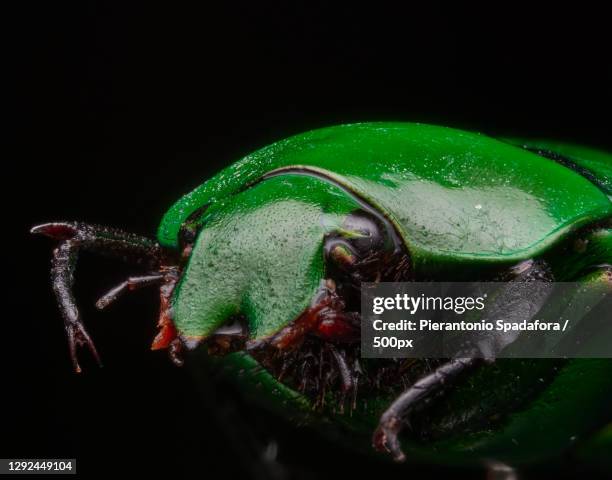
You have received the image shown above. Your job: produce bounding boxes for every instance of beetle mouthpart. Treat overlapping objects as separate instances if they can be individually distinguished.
[168,338,185,367]
[174,319,250,357]
[178,334,205,351]
[211,319,248,336]
[202,320,249,356]
[151,269,180,350]
[151,320,178,351]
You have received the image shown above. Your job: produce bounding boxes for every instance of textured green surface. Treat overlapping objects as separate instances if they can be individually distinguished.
[159,123,610,277]
[503,137,612,196]
[174,174,361,339]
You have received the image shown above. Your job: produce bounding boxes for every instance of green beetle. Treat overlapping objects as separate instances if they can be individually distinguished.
[33,123,611,470]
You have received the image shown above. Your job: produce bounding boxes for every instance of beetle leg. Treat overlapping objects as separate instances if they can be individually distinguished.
[31,222,163,264]
[374,259,555,462]
[49,240,102,373]
[95,274,165,310]
[351,358,362,411]
[373,357,480,462]
[327,344,356,413]
[485,461,520,480]
[31,221,167,372]
[467,259,554,359]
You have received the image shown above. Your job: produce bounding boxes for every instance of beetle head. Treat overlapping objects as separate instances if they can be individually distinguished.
[166,174,409,357]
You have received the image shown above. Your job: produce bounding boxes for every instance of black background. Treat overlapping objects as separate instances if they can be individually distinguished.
[5,2,611,479]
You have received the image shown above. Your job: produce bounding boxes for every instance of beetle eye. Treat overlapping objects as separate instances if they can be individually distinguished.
[324,210,388,269]
[179,224,196,245]
[178,204,210,250]
[338,210,386,255]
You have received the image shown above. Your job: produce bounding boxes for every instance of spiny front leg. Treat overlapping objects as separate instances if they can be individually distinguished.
[373,357,479,462]
[51,240,102,372]
[31,222,169,372]
[32,222,162,262]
